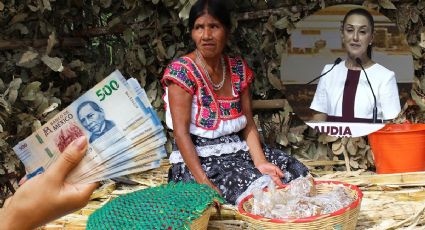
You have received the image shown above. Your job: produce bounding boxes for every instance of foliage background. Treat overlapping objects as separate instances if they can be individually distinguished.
[1,0,425,206]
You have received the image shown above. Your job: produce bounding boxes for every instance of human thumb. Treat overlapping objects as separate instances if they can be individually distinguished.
[48,136,88,182]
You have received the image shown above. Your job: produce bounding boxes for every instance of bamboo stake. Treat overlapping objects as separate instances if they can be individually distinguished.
[301,159,346,167]
[340,171,425,187]
[252,99,286,110]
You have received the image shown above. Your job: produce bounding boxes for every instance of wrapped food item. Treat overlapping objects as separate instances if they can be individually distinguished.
[251,187,266,215]
[311,185,355,214]
[287,197,322,218]
[248,177,356,219]
[286,175,317,198]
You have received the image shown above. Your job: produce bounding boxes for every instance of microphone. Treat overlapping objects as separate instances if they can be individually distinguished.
[356,58,378,123]
[306,57,342,85]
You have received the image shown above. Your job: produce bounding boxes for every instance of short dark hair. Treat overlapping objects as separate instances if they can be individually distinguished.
[76,101,103,118]
[342,8,375,58]
[188,0,231,31]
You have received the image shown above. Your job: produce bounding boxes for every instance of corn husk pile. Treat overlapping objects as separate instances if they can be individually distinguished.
[42,160,425,230]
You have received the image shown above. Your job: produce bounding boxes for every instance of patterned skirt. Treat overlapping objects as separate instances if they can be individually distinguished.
[168,133,309,205]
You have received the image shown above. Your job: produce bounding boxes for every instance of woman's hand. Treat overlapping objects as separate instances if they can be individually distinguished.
[0,136,99,230]
[256,161,285,187]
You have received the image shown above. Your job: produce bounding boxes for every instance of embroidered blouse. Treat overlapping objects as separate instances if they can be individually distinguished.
[162,56,254,163]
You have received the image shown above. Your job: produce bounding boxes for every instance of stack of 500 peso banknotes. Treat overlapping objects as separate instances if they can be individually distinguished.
[13,70,167,183]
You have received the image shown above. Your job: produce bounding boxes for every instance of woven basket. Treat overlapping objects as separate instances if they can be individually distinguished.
[238,181,363,230]
[190,206,214,230]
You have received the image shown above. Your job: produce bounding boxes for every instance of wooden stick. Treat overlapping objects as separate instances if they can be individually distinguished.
[252,99,285,110]
[301,160,346,167]
[325,171,425,187]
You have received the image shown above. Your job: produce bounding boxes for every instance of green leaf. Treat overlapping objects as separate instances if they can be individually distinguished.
[123,0,135,9]
[17,50,40,68]
[137,7,154,22]
[166,44,176,59]
[108,17,121,28]
[64,83,82,101]
[267,72,283,91]
[420,33,425,49]
[69,59,85,70]
[276,133,289,146]
[409,8,419,24]
[147,81,158,103]
[155,38,168,60]
[42,0,52,11]
[41,55,64,72]
[0,98,11,115]
[10,23,29,35]
[7,89,18,104]
[178,0,197,20]
[21,82,42,101]
[123,29,134,44]
[32,120,41,132]
[411,46,422,59]
[172,26,181,37]
[378,0,396,9]
[0,79,5,92]
[27,4,39,12]
[137,47,147,66]
[9,78,23,90]
[9,13,28,25]
[46,32,58,55]
[411,88,425,110]
[274,17,289,30]
[41,102,59,116]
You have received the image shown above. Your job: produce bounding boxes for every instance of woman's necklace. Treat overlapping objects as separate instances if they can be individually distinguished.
[195,49,226,91]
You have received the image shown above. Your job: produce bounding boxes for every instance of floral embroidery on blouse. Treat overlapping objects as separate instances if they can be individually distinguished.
[219,98,242,120]
[162,56,253,130]
[162,57,196,94]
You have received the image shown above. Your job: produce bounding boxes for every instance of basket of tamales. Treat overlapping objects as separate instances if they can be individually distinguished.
[237,177,363,230]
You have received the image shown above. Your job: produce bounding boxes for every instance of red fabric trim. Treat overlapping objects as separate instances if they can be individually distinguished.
[220,113,244,121]
[161,76,195,95]
[240,59,254,93]
[178,57,198,82]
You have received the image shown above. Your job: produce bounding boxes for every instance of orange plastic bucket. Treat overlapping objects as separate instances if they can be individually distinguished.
[368,124,425,174]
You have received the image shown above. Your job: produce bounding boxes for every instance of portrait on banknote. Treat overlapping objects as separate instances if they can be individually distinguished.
[76,101,116,143]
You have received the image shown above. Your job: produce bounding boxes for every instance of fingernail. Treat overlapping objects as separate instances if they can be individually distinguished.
[73,136,87,150]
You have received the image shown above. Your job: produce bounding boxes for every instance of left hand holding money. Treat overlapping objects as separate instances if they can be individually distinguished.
[0,136,99,230]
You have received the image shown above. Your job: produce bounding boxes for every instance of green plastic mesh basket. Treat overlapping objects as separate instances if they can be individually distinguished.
[87,182,224,230]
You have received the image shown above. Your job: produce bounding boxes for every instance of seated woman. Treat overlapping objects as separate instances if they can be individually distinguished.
[310,8,401,123]
[161,0,309,204]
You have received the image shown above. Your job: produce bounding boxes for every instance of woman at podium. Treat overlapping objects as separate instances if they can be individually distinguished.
[310,8,401,123]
